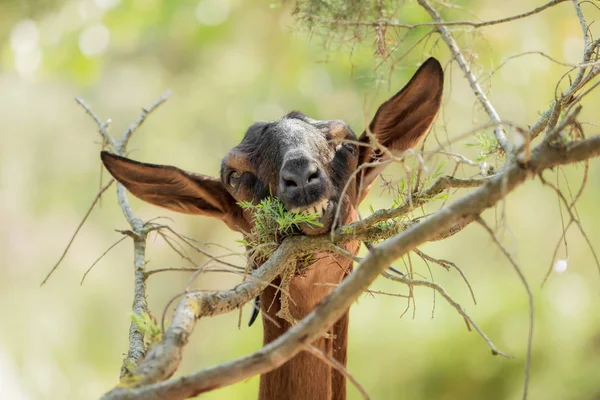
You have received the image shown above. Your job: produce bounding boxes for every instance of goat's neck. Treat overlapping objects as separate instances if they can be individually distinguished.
[258,209,360,400]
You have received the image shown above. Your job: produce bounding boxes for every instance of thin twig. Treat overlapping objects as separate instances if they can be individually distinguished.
[118,91,172,153]
[418,0,511,154]
[413,248,477,305]
[81,236,128,285]
[539,170,600,284]
[310,0,568,30]
[305,344,370,400]
[477,218,533,400]
[381,271,510,357]
[75,98,117,149]
[41,179,115,285]
[146,267,202,277]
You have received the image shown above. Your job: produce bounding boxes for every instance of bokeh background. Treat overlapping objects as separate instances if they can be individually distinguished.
[1,0,599,399]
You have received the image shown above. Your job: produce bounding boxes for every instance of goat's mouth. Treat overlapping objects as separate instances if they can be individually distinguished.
[289,198,335,235]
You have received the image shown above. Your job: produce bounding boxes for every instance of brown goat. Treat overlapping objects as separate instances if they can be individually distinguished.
[100,57,443,400]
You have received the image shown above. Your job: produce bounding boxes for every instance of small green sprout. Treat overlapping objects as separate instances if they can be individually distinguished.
[238,197,323,260]
[466,131,501,162]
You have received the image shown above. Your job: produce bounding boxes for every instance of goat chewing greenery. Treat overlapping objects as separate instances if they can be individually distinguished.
[237,197,323,261]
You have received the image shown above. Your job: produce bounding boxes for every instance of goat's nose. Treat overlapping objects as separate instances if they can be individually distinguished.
[279,158,325,207]
[280,161,319,188]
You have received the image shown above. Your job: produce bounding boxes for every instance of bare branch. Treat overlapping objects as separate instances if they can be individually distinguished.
[341,175,489,234]
[573,0,591,56]
[76,93,172,378]
[117,91,172,154]
[418,0,511,153]
[382,271,510,358]
[75,98,117,149]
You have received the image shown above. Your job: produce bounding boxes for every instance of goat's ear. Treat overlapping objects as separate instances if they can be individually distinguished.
[100,151,247,232]
[356,57,443,200]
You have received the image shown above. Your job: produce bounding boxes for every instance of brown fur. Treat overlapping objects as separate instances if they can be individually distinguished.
[259,230,360,400]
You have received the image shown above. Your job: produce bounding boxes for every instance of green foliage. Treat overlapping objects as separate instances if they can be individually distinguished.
[466,131,501,162]
[431,160,446,180]
[294,0,398,24]
[130,311,163,351]
[373,219,400,240]
[238,197,323,260]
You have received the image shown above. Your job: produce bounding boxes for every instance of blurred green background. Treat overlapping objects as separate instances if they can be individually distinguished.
[1,0,599,399]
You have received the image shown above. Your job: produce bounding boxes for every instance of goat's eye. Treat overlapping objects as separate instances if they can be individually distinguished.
[227,171,243,188]
[336,142,357,156]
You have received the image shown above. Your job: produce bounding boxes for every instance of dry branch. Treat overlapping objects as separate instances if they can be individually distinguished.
[75,92,172,378]
[418,0,511,154]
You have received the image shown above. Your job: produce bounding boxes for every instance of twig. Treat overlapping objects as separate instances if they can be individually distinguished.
[418,0,511,154]
[539,170,600,284]
[146,267,202,277]
[117,91,172,153]
[477,218,533,400]
[486,50,600,75]
[158,232,197,266]
[310,0,568,30]
[340,174,489,235]
[364,289,410,298]
[158,225,244,270]
[41,179,115,285]
[305,344,370,400]
[413,248,477,305]
[75,98,117,149]
[573,0,591,56]
[382,271,508,356]
[80,236,128,285]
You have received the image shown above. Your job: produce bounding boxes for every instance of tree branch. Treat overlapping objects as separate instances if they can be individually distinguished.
[309,0,568,30]
[76,93,171,378]
[418,0,511,154]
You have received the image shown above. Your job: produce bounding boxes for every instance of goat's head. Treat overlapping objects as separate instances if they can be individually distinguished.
[101,58,443,236]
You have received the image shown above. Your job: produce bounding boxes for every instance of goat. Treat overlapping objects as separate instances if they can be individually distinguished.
[100,57,443,400]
